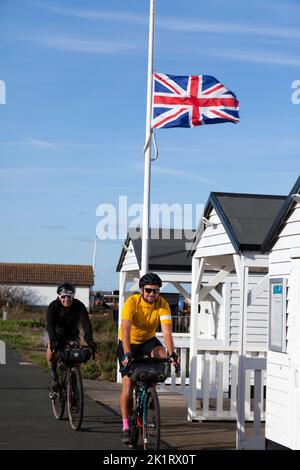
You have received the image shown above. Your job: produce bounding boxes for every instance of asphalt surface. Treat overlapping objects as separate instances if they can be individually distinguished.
[0,349,125,450]
[0,349,240,452]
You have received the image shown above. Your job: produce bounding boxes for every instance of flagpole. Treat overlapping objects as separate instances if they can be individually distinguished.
[92,236,97,272]
[141,0,155,276]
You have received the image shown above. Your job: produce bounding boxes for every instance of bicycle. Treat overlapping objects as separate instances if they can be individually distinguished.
[49,344,92,431]
[127,356,180,450]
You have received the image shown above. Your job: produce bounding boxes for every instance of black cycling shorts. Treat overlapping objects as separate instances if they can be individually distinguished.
[117,337,163,377]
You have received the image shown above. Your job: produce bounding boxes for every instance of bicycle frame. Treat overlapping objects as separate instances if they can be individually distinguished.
[129,356,178,450]
[131,381,154,449]
[49,346,88,431]
[134,382,149,428]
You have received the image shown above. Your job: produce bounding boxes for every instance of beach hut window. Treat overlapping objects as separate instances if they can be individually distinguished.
[269,278,287,353]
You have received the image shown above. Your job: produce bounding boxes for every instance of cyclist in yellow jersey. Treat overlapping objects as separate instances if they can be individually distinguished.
[117,272,179,446]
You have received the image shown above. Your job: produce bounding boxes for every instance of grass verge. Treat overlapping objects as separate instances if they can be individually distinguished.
[0,310,118,381]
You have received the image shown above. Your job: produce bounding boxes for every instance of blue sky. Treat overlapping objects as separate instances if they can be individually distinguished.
[0,0,299,291]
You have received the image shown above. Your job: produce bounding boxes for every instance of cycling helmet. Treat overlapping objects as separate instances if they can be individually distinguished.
[139,272,162,288]
[57,282,76,295]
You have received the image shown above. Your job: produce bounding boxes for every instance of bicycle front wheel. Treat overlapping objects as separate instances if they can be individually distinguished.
[142,387,160,450]
[67,366,84,431]
[50,367,66,420]
[130,387,140,448]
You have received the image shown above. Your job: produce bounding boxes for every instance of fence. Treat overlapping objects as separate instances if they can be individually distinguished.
[157,315,190,334]
[188,346,267,422]
[157,336,266,428]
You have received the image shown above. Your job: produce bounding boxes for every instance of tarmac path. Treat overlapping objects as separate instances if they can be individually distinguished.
[0,349,239,451]
[0,349,124,450]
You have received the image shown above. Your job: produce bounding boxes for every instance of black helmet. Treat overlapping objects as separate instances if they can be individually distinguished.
[57,282,76,295]
[139,272,162,288]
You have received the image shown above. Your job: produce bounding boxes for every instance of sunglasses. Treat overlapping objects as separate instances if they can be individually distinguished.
[60,294,73,300]
[143,288,160,294]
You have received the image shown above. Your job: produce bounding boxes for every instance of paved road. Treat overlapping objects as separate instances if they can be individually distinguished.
[0,349,125,450]
[0,349,240,451]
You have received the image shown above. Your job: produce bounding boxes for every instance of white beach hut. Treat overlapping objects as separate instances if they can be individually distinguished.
[262,176,300,450]
[189,191,286,449]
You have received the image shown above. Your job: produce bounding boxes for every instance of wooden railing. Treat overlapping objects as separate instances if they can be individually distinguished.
[156,333,190,393]
[120,331,266,448]
[187,345,267,450]
[157,315,190,334]
[188,347,266,421]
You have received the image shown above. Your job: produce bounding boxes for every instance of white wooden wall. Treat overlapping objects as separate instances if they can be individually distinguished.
[266,202,300,449]
[195,209,236,258]
[193,210,270,348]
[265,353,290,447]
[227,276,269,348]
[188,271,268,347]
[121,241,139,272]
[268,205,300,277]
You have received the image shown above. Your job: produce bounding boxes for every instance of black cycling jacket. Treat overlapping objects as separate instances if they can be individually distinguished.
[46,298,94,345]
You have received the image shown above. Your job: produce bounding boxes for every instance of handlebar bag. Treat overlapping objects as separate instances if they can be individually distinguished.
[62,347,91,364]
[130,362,169,383]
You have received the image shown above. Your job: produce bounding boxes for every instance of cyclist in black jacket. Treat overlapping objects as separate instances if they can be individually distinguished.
[46,282,96,387]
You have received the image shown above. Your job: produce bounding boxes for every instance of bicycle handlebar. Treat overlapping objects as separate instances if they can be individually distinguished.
[128,355,180,373]
[58,345,93,365]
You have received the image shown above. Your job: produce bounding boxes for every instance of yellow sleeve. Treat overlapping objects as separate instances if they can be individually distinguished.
[158,297,172,325]
[121,295,136,322]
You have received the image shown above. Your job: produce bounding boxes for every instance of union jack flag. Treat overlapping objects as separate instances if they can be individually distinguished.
[152,73,239,129]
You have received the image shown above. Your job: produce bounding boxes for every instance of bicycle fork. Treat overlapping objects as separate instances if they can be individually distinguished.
[142,386,150,446]
[49,364,67,400]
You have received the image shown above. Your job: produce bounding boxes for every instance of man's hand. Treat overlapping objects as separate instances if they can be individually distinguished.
[169,351,180,372]
[50,339,59,353]
[121,352,133,367]
[88,341,97,360]
[120,352,133,374]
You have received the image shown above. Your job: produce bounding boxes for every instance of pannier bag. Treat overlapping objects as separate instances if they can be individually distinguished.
[62,347,91,364]
[130,362,169,383]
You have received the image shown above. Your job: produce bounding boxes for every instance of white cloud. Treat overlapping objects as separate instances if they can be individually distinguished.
[40,36,141,54]
[206,48,300,67]
[26,138,58,150]
[0,167,112,178]
[152,166,215,184]
[28,2,147,25]
[134,162,215,184]
[27,2,300,41]
[0,140,140,152]
[158,18,300,40]
[26,0,300,39]
[73,237,94,243]
[40,225,65,230]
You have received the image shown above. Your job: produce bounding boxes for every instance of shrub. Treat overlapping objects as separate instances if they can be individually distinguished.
[81,361,102,380]
[1,308,119,383]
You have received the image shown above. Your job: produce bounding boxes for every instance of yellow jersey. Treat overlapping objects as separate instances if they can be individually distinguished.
[118,293,172,344]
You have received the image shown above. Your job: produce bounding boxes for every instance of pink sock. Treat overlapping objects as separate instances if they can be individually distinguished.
[122,418,130,431]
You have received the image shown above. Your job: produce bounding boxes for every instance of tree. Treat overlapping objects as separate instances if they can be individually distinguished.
[0,285,36,312]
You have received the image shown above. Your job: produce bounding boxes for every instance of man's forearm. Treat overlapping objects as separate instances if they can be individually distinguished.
[164,337,174,355]
[162,325,174,355]
[122,320,131,354]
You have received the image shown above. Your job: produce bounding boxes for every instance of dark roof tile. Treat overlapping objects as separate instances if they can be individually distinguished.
[207,192,286,251]
[116,228,194,272]
[0,263,93,286]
